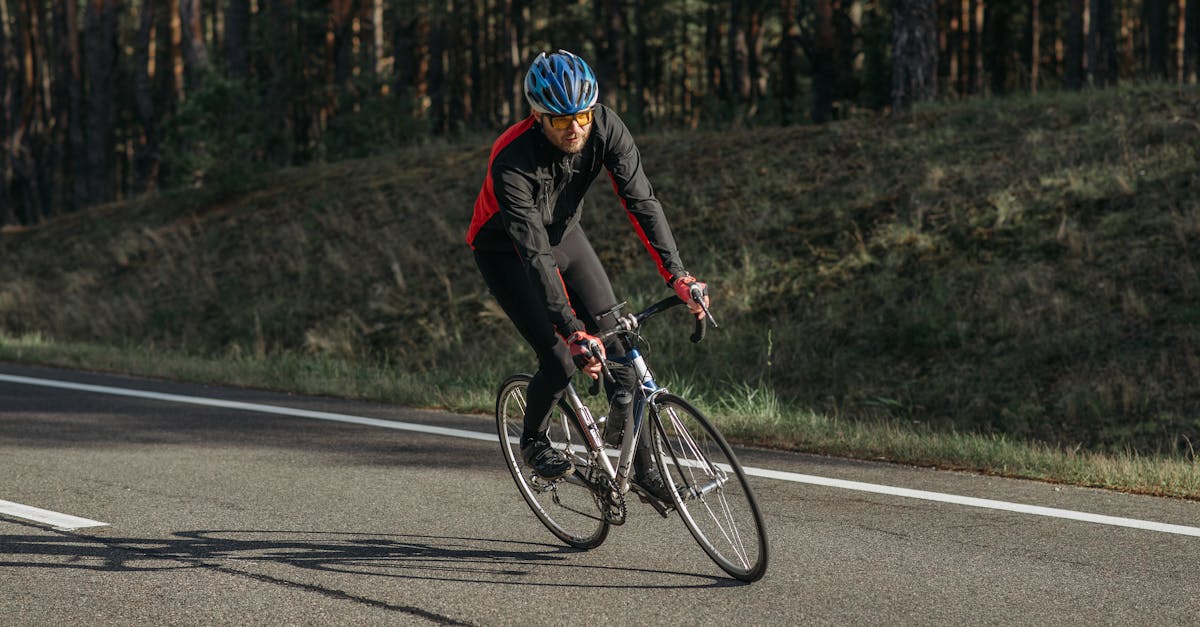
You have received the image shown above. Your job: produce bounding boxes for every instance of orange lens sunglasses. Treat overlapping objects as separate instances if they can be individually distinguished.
[544,109,594,130]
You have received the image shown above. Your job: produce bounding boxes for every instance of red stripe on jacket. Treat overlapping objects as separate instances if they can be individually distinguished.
[608,172,673,282]
[466,115,538,248]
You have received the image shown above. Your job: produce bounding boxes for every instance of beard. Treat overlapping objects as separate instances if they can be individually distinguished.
[545,123,592,154]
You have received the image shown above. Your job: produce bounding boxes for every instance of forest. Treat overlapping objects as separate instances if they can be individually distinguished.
[2,0,1198,226]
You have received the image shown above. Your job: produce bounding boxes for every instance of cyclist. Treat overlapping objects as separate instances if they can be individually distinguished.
[467,50,708,502]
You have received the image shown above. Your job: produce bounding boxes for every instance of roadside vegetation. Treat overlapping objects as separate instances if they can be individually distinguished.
[2,84,1198,498]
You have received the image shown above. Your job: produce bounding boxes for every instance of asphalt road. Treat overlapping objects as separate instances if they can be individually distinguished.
[2,362,1198,625]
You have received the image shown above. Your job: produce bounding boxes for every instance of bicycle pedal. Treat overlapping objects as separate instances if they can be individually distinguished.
[629,484,674,518]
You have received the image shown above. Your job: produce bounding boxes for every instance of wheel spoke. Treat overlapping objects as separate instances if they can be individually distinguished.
[651,394,768,582]
[495,376,609,550]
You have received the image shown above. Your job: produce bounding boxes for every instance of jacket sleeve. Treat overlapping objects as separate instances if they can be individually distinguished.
[493,161,586,338]
[599,106,687,283]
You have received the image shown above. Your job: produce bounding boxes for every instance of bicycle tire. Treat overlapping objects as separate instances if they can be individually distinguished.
[649,393,768,582]
[495,374,609,550]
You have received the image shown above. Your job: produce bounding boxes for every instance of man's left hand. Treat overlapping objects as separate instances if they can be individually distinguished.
[673,275,709,320]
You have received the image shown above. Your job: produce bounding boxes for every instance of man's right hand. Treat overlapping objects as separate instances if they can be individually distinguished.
[567,331,605,380]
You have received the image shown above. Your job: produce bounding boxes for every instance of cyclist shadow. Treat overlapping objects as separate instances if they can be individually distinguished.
[1,528,738,589]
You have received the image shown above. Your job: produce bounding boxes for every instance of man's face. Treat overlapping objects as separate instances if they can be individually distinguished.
[540,109,594,154]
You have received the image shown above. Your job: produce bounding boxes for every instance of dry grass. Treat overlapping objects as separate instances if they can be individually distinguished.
[2,83,1199,497]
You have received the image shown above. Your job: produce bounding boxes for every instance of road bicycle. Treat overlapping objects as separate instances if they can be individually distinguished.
[495,290,768,582]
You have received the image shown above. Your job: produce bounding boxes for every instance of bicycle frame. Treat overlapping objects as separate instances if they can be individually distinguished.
[559,345,664,496]
[496,292,767,581]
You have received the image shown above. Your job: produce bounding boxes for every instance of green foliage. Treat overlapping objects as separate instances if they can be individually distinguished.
[160,72,272,192]
[3,83,1200,466]
[322,77,427,161]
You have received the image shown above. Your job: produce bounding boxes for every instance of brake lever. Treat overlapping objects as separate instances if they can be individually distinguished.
[691,285,719,328]
[586,342,614,395]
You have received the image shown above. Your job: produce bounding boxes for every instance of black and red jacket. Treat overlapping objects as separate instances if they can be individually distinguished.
[467,104,687,338]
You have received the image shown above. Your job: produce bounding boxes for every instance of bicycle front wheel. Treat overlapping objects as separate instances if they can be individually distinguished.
[649,393,768,582]
[495,374,609,550]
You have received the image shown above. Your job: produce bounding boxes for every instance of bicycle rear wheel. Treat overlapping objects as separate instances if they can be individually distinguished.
[649,393,768,582]
[495,374,609,550]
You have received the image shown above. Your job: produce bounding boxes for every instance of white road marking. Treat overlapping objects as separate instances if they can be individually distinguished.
[3,372,1199,538]
[0,373,496,442]
[0,500,109,531]
[741,467,1200,537]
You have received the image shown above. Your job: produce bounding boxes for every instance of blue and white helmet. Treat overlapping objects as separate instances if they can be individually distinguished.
[523,50,599,115]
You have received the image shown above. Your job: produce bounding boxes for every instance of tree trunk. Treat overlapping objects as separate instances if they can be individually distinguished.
[749,1,767,117]
[603,0,626,112]
[812,0,835,123]
[728,1,751,125]
[1178,0,1188,82]
[429,5,447,134]
[4,0,48,224]
[503,0,520,119]
[392,1,415,122]
[1030,0,1040,93]
[967,0,983,93]
[705,2,726,104]
[1,0,16,224]
[84,0,120,206]
[779,0,799,124]
[330,0,355,90]
[984,1,1012,93]
[949,0,961,94]
[1065,0,1085,89]
[1088,0,1118,85]
[178,0,209,90]
[1188,0,1200,83]
[1143,0,1168,78]
[133,0,159,191]
[892,0,938,114]
[46,0,66,213]
[58,0,86,211]
[225,0,250,78]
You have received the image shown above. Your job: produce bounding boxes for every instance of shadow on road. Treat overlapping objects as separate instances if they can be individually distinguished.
[1,528,736,591]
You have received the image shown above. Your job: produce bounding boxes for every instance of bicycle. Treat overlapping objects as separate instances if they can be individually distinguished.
[494,289,769,582]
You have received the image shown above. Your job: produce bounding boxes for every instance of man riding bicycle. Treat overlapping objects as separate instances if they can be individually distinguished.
[467,50,708,503]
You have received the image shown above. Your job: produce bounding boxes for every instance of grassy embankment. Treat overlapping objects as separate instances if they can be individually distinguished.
[2,84,1198,498]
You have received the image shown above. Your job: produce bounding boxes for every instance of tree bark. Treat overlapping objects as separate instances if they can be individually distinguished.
[1088,0,1118,86]
[9,0,54,224]
[330,0,355,90]
[1188,0,1200,83]
[429,3,447,134]
[984,1,1012,93]
[705,2,726,104]
[603,0,626,112]
[503,0,520,119]
[1143,0,1169,79]
[728,1,751,125]
[1065,0,1085,89]
[133,0,160,191]
[968,0,983,94]
[178,0,209,90]
[892,0,938,114]
[84,0,120,205]
[225,0,250,78]
[812,0,835,123]
[1,0,16,224]
[1030,0,1040,93]
[57,0,86,211]
[779,0,799,124]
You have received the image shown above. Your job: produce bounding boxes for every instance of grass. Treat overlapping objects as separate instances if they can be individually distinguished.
[3,331,1198,500]
[2,83,1199,498]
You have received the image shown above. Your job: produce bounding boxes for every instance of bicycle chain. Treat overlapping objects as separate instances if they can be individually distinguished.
[602,477,627,525]
[583,466,626,525]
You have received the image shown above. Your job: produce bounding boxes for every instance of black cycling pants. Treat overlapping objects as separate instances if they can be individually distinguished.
[474,227,628,439]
